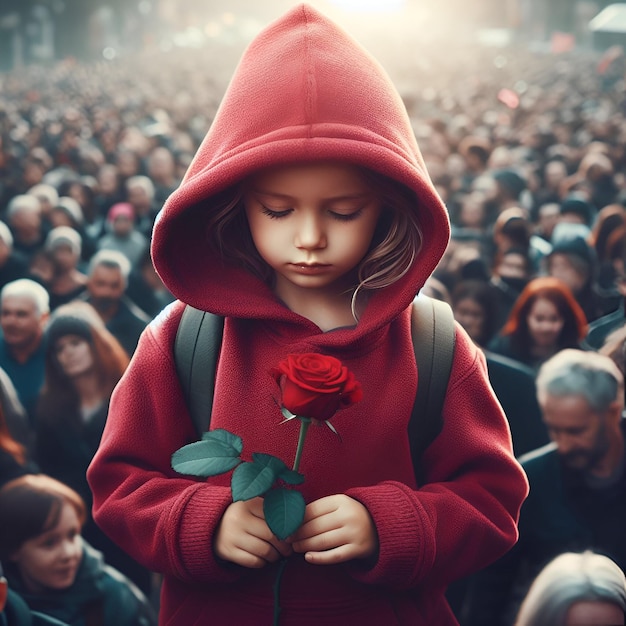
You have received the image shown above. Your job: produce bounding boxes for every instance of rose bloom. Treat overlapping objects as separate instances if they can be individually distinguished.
[274,353,362,421]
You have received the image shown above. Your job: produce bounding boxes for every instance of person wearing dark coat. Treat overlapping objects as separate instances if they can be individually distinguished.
[81,250,150,356]
[462,349,626,626]
[485,351,549,457]
[34,302,151,597]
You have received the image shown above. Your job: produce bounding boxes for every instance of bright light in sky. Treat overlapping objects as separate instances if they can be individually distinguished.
[328,0,406,12]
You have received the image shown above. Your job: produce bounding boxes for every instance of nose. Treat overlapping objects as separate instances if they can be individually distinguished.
[294,213,326,250]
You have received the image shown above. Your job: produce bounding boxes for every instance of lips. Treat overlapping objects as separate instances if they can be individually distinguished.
[289,263,331,275]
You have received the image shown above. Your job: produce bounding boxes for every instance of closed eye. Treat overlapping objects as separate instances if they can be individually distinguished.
[329,208,364,222]
[261,206,292,219]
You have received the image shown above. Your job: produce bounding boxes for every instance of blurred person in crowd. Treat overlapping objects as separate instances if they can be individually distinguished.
[514,551,626,626]
[83,250,150,356]
[27,249,55,294]
[48,197,97,267]
[34,302,151,595]
[457,136,491,192]
[145,146,179,208]
[489,247,534,333]
[489,277,588,373]
[124,176,159,238]
[589,205,626,302]
[586,242,626,352]
[43,228,87,312]
[533,158,569,210]
[93,164,123,224]
[4,196,47,265]
[0,222,29,291]
[558,194,595,230]
[113,149,142,185]
[97,203,148,269]
[450,191,492,235]
[464,349,626,626]
[451,279,499,349]
[26,184,59,227]
[0,280,49,422]
[546,228,606,322]
[18,150,52,196]
[126,248,174,320]
[451,279,548,457]
[59,177,99,229]
[568,151,620,212]
[534,202,561,243]
[0,474,156,626]
[492,168,528,214]
[492,207,550,274]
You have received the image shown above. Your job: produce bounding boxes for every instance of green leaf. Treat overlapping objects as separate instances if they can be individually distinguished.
[279,468,305,485]
[171,439,241,477]
[231,453,286,501]
[264,488,306,540]
[201,428,243,454]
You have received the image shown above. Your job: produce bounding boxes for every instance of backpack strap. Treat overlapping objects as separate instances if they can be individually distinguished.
[409,295,456,485]
[174,306,224,436]
[174,296,456,486]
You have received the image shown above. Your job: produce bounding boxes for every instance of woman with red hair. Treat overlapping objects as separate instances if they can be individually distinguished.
[488,276,588,373]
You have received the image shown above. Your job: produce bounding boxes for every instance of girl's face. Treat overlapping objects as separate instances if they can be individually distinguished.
[527,297,564,348]
[454,297,485,344]
[244,162,382,303]
[55,334,94,377]
[11,502,83,593]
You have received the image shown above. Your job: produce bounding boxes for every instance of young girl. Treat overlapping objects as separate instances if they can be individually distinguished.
[0,474,156,626]
[87,5,528,625]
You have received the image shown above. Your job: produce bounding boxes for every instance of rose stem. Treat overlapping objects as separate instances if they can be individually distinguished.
[292,417,311,472]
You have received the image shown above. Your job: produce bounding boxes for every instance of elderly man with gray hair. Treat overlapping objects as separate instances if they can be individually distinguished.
[0,279,50,424]
[464,349,626,626]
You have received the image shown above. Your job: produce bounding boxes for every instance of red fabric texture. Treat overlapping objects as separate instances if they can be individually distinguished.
[88,4,528,625]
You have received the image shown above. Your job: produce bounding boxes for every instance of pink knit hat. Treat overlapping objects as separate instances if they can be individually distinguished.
[107,202,135,222]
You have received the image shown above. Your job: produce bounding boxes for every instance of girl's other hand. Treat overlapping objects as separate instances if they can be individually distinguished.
[290,494,379,565]
[214,497,293,568]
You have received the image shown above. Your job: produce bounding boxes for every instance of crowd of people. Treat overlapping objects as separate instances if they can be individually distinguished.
[0,8,626,625]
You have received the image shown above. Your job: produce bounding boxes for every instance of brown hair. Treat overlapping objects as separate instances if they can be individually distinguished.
[0,474,86,561]
[38,301,129,428]
[205,165,423,320]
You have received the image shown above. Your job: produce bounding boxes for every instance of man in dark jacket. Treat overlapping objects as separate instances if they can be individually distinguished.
[463,348,626,626]
[82,250,150,357]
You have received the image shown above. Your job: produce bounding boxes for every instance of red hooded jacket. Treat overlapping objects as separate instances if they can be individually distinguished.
[87,5,528,625]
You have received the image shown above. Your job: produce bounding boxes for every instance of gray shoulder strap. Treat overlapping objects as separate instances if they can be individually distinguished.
[174,306,224,436]
[409,295,456,483]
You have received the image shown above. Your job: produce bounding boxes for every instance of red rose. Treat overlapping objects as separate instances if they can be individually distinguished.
[274,353,362,421]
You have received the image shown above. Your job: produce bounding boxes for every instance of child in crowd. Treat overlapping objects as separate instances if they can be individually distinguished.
[87,5,528,625]
[0,474,156,626]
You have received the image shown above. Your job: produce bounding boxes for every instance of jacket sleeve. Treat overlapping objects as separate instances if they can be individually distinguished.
[344,324,529,591]
[87,304,245,584]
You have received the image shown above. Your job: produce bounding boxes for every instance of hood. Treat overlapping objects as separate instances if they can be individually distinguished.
[152,3,449,333]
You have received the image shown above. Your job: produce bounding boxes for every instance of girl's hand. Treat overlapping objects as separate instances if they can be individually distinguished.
[290,494,379,565]
[214,497,293,568]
